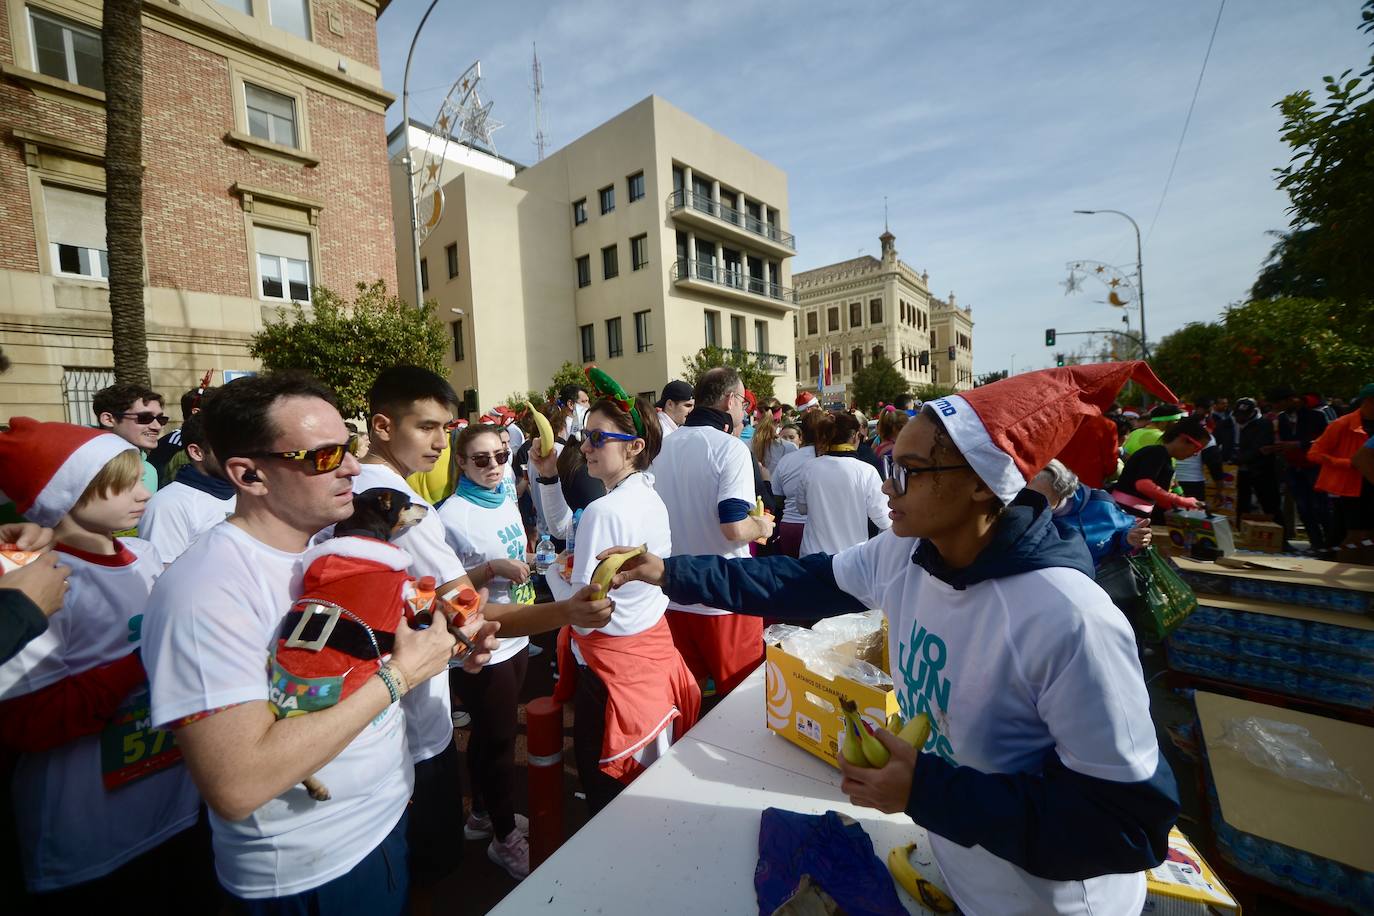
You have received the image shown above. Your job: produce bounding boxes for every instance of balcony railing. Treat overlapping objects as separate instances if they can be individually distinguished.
[670,258,796,304]
[743,349,789,373]
[667,189,796,250]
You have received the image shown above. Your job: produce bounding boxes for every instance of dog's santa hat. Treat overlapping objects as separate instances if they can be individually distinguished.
[924,362,1177,505]
[0,418,136,526]
[795,390,819,411]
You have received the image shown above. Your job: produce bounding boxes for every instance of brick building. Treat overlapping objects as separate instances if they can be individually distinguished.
[0,0,396,421]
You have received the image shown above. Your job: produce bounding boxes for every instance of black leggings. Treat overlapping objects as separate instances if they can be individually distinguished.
[451,649,528,839]
[572,664,628,816]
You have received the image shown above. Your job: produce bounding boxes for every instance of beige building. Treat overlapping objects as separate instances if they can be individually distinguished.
[1,0,397,422]
[793,230,973,405]
[388,95,798,410]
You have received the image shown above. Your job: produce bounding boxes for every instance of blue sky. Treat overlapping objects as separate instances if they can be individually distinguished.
[378,1,1371,377]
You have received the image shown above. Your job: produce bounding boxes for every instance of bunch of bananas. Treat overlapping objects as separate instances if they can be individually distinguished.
[838,698,929,768]
[886,843,956,913]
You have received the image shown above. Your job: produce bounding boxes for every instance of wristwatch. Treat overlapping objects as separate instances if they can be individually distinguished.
[536,475,560,485]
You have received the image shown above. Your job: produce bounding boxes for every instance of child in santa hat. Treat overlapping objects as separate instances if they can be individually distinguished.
[601,363,1182,916]
[0,419,210,907]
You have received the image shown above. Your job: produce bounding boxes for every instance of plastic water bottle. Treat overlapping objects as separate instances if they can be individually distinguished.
[534,527,556,575]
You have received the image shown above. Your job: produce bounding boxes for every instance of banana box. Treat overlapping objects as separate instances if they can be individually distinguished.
[1142,827,1239,915]
[764,642,899,769]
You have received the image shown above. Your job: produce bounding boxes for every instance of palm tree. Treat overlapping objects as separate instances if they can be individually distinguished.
[102,1,149,385]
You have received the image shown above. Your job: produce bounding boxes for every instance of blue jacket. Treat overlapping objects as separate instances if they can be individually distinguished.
[1052,484,1140,567]
[662,492,1177,883]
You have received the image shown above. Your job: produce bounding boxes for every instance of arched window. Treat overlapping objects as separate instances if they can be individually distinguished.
[872,344,884,362]
[851,347,863,374]
[829,350,841,378]
[809,352,820,377]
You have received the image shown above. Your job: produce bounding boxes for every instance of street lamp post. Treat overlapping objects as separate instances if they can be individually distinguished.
[1074,209,1147,358]
[401,0,442,310]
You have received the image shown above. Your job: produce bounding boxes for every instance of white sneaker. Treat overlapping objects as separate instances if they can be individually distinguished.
[487,828,530,880]
[465,810,528,840]
[451,709,471,728]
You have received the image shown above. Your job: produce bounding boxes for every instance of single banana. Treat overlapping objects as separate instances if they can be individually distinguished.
[887,843,956,913]
[840,698,890,768]
[589,544,646,599]
[750,496,765,517]
[887,712,904,734]
[839,707,869,767]
[526,402,556,457]
[898,712,931,751]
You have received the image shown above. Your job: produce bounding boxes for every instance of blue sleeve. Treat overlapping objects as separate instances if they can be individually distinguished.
[1108,502,1140,558]
[717,498,752,524]
[908,749,1178,881]
[662,553,865,618]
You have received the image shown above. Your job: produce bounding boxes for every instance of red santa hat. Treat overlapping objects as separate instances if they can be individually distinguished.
[924,362,1178,505]
[0,418,137,526]
[795,391,819,411]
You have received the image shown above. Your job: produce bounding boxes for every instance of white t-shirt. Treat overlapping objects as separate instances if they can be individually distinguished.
[772,445,817,525]
[437,487,532,666]
[0,538,200,893]
[649,425,755,616]
[831,530,1155,916]
[797,455,891,556]
[1173,435,1216,484]
[757,437,798,476]
[142,522,412,899]
[352,462,466,763]
[138,479,236,564]
[657,411,678,438]
[544,473,672,637]
[506,423,525,454]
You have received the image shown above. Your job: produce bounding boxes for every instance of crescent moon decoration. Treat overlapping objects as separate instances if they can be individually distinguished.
[412,61,504,245]
[1062,260,1138,307]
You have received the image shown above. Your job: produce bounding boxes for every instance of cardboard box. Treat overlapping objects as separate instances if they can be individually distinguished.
[1173,554,1373,614]
[1166,510,1237,557]
[1143,827,1240,915]
[1239,520,1284,553]
[764,642,899,768]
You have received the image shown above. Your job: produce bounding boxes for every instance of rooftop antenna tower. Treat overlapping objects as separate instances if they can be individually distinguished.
[531,42,547,161]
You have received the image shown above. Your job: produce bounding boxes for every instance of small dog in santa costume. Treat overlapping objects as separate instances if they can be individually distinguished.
[271,488,475,800]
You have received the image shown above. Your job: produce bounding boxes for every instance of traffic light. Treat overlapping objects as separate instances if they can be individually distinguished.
[1045,328,1056,347]
[1055,353,1065,367]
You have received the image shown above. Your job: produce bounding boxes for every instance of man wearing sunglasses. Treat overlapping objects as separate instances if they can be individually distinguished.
[93,383,167,498]
[140,371,500,913]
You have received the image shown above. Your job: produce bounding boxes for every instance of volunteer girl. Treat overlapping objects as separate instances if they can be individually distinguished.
[529,376,700,814]
[1109,416,1207,520]
[603,364,1180,916]
[771,411,822,557]
[437,425,533,879]
[797,411,891,556]
[778,423,801,448]
[873,407,907,461]
[751,412,797,477]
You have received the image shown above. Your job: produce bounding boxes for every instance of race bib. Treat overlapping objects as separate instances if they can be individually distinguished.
[509,580,536,605]
[99,684,182,790]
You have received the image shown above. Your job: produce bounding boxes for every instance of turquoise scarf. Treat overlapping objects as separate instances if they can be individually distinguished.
[456,473,506,509]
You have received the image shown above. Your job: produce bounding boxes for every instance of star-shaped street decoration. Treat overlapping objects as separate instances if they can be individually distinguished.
[426,162,440,180]
[462,99,503,151]
[437,114,450,132]
[1094,265,1105,274]
[1061,271,1083,295]
[1108,277,1121,288]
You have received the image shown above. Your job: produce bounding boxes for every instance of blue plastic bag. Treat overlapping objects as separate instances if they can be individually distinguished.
[754,807,907,916]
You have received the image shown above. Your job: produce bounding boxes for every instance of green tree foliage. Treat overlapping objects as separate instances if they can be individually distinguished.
[973,370,1008,388]
[912,383,957,402]
[250,280,447,417]
[545,361,590,402]
[1148,322,1233,403]
[851,356,909,410]
[680,347,775,401]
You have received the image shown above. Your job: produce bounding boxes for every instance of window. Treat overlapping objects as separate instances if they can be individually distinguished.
[580,324,595,362]
[635,309,651,352]
[630,234,648,271]
[806,311,818,335]
[420,257,429,291]
[872,344,884,362]
[809,353,820,378]
[730,315,745,350]
[829,350,841,379]
[704,310,719,348]
[755,320,767,353]
[451,320,465,361]
[602,244,618,280]
[575,255,591,288]
[446,243,459,279]
[29,8,103,91]
[870,298,883,324]
[599,185,615,215]
[269,0,311,40]
[572,198,587,226]
[43,185,107,279]
[255,226,312,303]
[827,307,839,332]
[62,367,114,425]
[850,302,862,328]
[606,317,623,358]
[851,348,864,374]
[627,171,645,203]
[245,83,298,148]
[216,0,253,12]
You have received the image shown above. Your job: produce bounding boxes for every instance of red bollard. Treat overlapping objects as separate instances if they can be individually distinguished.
[526,696,565,869]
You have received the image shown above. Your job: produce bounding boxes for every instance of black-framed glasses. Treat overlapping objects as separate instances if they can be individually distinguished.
[119,411,170,426]
[468,449,511,468]
[882,454,972,496]
[585,429,638,448]
[248,434,362,473]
